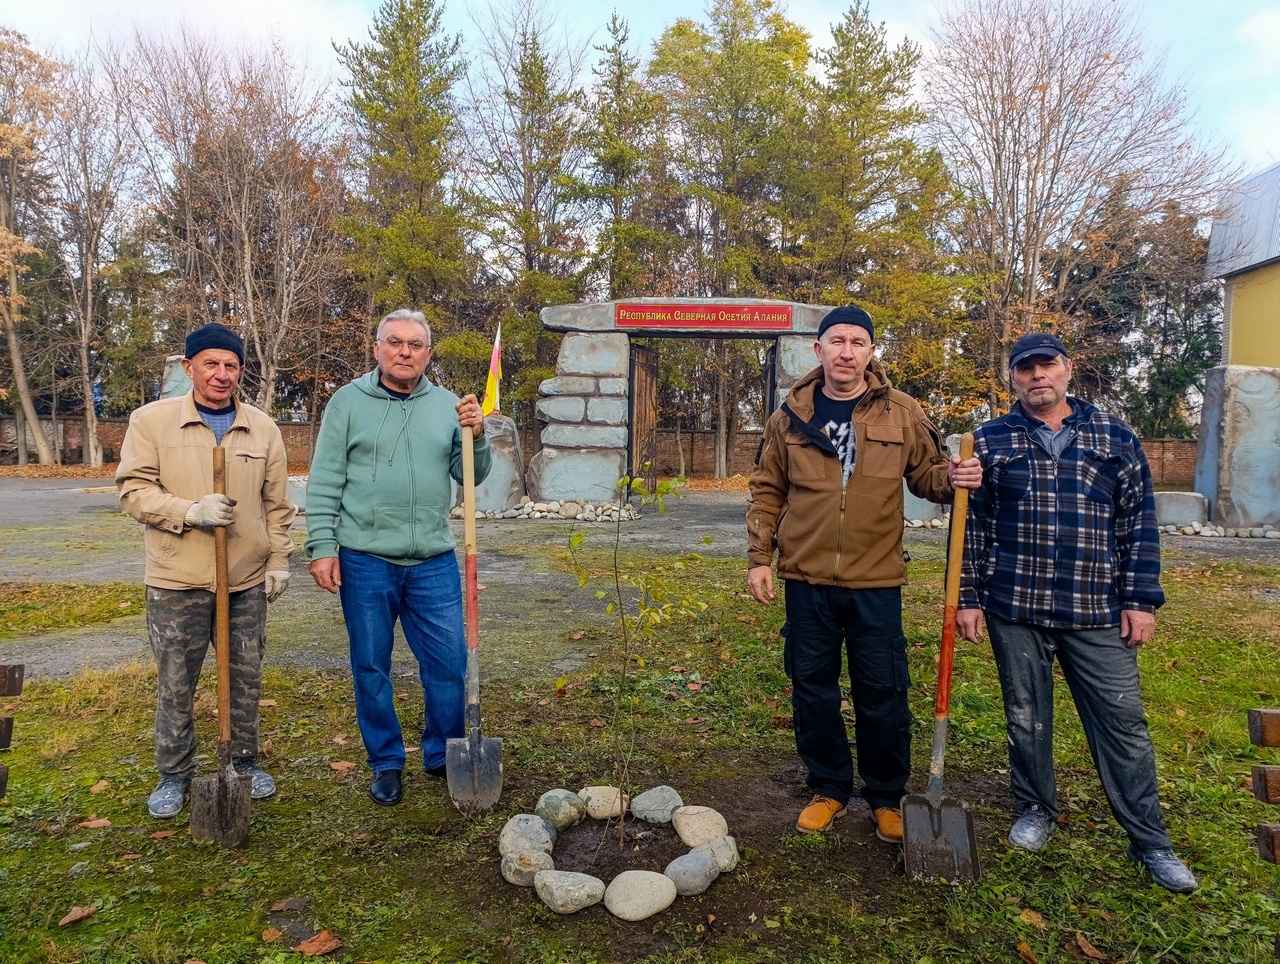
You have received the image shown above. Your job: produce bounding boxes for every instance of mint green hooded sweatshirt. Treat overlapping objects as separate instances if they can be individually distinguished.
[304,371,492,564]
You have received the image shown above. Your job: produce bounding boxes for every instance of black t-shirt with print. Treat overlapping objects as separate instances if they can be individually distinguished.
[812,388,864,483]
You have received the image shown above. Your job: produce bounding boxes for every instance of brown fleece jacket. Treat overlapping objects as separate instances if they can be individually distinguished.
[747,359,954,589]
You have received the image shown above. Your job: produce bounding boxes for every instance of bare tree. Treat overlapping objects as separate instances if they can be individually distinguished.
[923,0,1228,409]
[119,32,347,409]
[47,48,135,467]
[0,28,60,464]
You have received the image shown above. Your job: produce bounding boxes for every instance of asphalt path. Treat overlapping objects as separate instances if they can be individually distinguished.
[0,476,1274,683]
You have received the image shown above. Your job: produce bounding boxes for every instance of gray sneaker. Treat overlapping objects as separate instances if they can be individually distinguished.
[232,760,277,800]
[1127,844,1197,893]
[1008,805,1055,851]
[147,776,191,819]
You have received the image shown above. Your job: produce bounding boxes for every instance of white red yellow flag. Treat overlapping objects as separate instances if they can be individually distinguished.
[481,323,502,416]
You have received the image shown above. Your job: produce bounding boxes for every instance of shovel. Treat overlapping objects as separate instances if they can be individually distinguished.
[446,426,504,816]
[190,446,252,846]
[902,432,980,883]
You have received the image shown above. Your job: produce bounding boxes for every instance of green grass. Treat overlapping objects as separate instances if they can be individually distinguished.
[0,582,144,638]
[1,550,1278,962]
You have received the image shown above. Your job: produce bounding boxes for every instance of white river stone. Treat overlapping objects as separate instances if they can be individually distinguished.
[534,870,605,914]
[672,805,729,847]
[603,870,678,921]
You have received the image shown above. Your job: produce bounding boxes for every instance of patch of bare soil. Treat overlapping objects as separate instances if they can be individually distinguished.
[491,751,1011,961]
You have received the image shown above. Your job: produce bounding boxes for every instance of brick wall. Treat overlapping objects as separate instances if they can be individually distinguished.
[0,415,1199,486]
[1142,438,1199,488]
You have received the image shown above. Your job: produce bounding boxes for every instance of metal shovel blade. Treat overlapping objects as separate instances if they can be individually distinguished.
[446,728,504,816]
[190,751,252,847]
[902,791,980,883]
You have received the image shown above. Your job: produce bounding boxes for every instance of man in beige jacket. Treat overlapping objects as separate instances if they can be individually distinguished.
[117,323,295,819]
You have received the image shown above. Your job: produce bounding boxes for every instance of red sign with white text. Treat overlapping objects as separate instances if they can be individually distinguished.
[615,303,793,330]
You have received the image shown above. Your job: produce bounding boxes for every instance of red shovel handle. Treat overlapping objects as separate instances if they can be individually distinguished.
[936,433,974,718]
[461,426,479,654]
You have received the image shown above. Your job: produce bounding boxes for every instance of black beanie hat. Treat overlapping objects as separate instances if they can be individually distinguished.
[817,305,874,343]
[184,323,244,364]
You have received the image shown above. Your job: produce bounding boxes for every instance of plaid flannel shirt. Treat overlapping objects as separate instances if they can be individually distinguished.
[959,398,1165,628]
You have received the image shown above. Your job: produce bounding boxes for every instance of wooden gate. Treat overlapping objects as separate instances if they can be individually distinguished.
[629,344,659,494]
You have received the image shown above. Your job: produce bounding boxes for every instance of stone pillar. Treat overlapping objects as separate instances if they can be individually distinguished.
[1194,366,1280,527]
[473,414,526,512]
[775,335,817,409]
[527,333,631,503]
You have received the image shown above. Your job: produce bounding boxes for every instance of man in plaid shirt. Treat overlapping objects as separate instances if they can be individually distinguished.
[957,332,1196,893]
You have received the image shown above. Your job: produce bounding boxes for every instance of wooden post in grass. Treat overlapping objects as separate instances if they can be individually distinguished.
[0,664,22,800]
[1248,710,1280,957]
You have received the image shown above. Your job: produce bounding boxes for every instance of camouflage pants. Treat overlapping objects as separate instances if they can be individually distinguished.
[147,584,267,778]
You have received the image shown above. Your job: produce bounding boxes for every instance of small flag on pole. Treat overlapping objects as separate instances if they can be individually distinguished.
[481,323,502,416]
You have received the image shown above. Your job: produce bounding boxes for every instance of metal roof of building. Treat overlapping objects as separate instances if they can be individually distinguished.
[1206,161,1280,279]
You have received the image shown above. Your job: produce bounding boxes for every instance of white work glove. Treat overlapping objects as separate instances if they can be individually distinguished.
[185,494,236,528]
[265,570,291,602]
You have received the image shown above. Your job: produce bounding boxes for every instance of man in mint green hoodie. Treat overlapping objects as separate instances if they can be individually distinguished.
[305,309,491,806]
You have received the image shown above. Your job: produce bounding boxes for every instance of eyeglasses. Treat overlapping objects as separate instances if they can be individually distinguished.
[380,337,430,353]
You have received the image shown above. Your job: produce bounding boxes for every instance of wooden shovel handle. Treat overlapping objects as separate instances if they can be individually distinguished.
[936,433,975,718]
[461,427,479,654]
[213,446,232,744]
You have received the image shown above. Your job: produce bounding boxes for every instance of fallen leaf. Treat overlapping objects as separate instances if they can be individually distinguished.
[537,698,549,706]
[271,897,308,911]
[150,829,176,840]
[262,927,283,943]
[571,630,585,640]
[59,906,97,926]
[1016,939,1039,963]
[1163,659,1177,671]
[330,761,357,772]
[78,818,111,829]
[185,960,207,964]
[771,715,792,729]
[669,664,687,672]
[259,699,278,708]
[1174,707,1186,718]
[476,582,487,591]
[563,608,573,614]
[332,734,348,745]
[687,681,704,692]
[1075,932,1108,960]
[1019,909,1047,930]
[707,914,716,923]
[294,930,343,956]
[261,739,273,755]
[355,832,371,842]
[589,718,605,727]
[1080,907,1114,922]
[89,780,110,794]
[122,853,142,860]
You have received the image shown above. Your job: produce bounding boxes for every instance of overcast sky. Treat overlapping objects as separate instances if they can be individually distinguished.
[6,0,1280,174]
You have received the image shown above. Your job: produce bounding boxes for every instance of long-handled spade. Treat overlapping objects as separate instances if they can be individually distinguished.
[446,427,504,816]
[902,432,980,883]
[190,446,253,846]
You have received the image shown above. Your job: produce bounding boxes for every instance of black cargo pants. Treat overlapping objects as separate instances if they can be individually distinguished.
[783,580,912,810]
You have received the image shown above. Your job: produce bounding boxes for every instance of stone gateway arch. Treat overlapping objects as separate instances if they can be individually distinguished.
[526,298,832,504]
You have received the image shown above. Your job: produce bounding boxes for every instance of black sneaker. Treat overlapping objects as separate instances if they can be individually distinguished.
[1126,844,1197,893]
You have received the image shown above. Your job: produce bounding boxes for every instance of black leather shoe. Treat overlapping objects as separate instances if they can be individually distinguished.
[425,764,447,779]
[370,769,403,806]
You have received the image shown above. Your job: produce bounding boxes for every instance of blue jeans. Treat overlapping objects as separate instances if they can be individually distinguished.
[338,548,466,772]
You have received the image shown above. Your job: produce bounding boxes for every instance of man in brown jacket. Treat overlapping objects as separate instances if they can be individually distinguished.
[117,323,295,819]
[747,305,981,840]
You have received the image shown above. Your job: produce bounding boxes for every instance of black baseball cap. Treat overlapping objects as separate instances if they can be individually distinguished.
[1009,332,1068,368]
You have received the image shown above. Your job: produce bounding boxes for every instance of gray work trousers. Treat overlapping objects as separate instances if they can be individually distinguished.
[987,613,1172,851]
[147,584,267,778]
